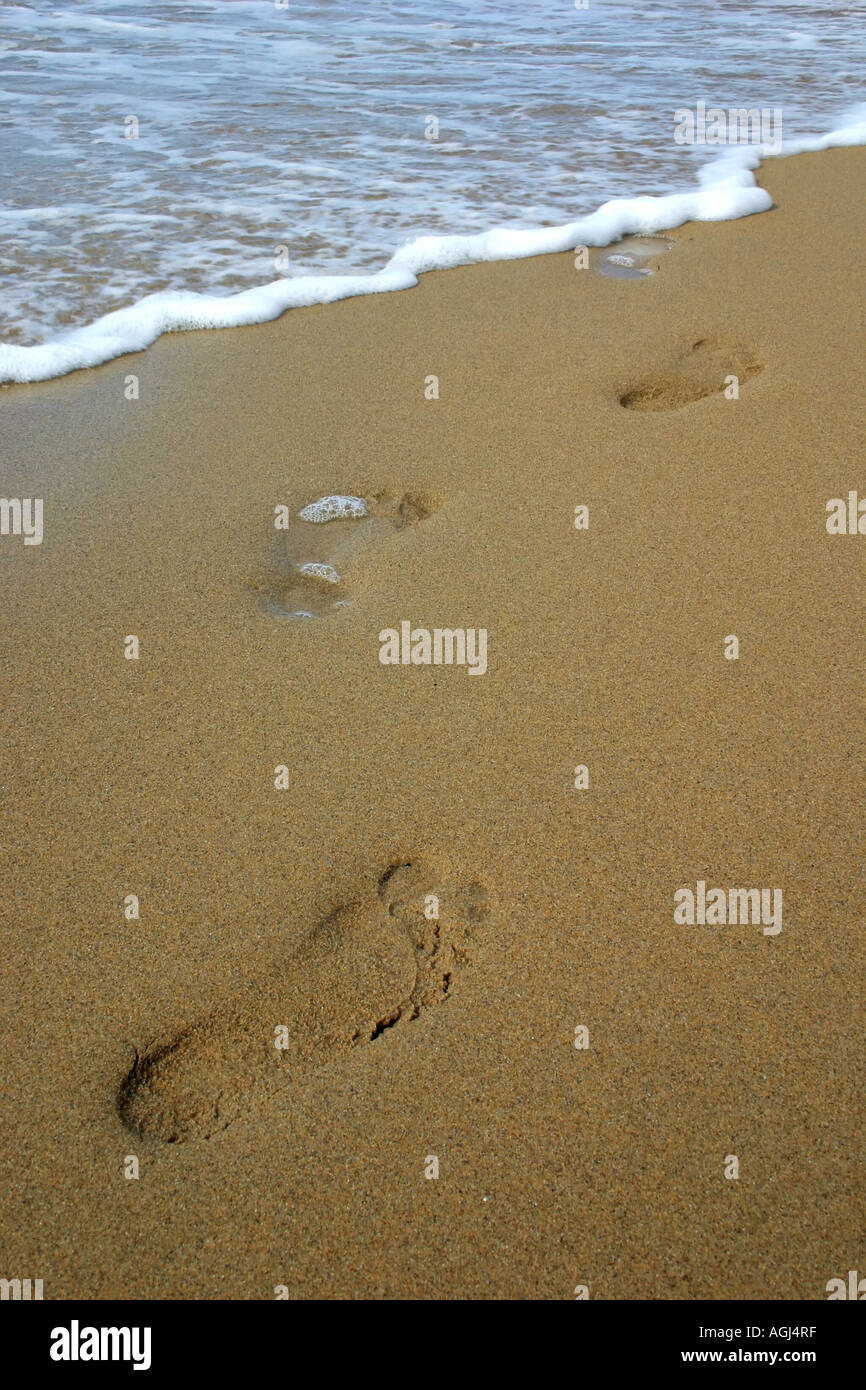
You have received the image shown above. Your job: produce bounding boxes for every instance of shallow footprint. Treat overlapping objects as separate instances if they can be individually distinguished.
[619,337,763,411]
[594,235,675,280]
[118,858,491,1143]
[251,528,352,620]
[251,488,440,620]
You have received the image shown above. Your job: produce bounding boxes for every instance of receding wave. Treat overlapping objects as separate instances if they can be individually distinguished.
[2,111,865,387]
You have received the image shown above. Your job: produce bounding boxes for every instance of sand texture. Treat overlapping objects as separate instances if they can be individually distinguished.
[0,148,863,1300]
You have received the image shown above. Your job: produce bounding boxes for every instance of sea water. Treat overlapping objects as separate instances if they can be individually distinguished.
[1,0,864,382]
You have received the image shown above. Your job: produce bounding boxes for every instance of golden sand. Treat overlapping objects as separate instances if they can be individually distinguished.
[0,148,863,1299]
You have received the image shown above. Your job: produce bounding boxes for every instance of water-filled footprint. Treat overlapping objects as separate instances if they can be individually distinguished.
[118,858,491,1143]
[619,337,763,411]
[594,235,675,280]
[251,488,439,620]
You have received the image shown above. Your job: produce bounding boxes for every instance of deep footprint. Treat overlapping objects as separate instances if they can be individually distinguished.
[118,859,490,1143]
[619,337,763,411]
[251,488,440,620]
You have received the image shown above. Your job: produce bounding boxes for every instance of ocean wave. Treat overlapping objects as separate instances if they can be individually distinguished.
[2,108,865,386]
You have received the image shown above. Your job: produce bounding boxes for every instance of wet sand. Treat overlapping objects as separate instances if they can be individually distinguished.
[0,147,863,1300]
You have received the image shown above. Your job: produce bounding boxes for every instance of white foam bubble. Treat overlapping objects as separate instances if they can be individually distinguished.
[298,562,341,583]
[297,496,369,523]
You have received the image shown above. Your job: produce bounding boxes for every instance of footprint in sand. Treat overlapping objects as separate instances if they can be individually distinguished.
[594,235,675,280]
[118,859,491,1143]
[619,337,763,411]
[251,488,439,620]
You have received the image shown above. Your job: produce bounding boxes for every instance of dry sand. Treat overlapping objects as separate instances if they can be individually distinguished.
[0,147,863,1300]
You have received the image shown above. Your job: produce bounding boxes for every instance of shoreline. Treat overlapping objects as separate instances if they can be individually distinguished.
[0,146,864,1299]
[3,109,866,387]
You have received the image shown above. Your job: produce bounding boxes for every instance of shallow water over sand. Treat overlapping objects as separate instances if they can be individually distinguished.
[1,0,864,349]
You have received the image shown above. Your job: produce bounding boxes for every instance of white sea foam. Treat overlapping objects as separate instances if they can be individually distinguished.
[298,562,341,584]
[298,496,369,523]
[2,105,866,386]
[4,0,866,362]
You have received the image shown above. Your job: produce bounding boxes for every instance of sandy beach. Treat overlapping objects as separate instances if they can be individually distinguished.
[0,146,863,1300]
